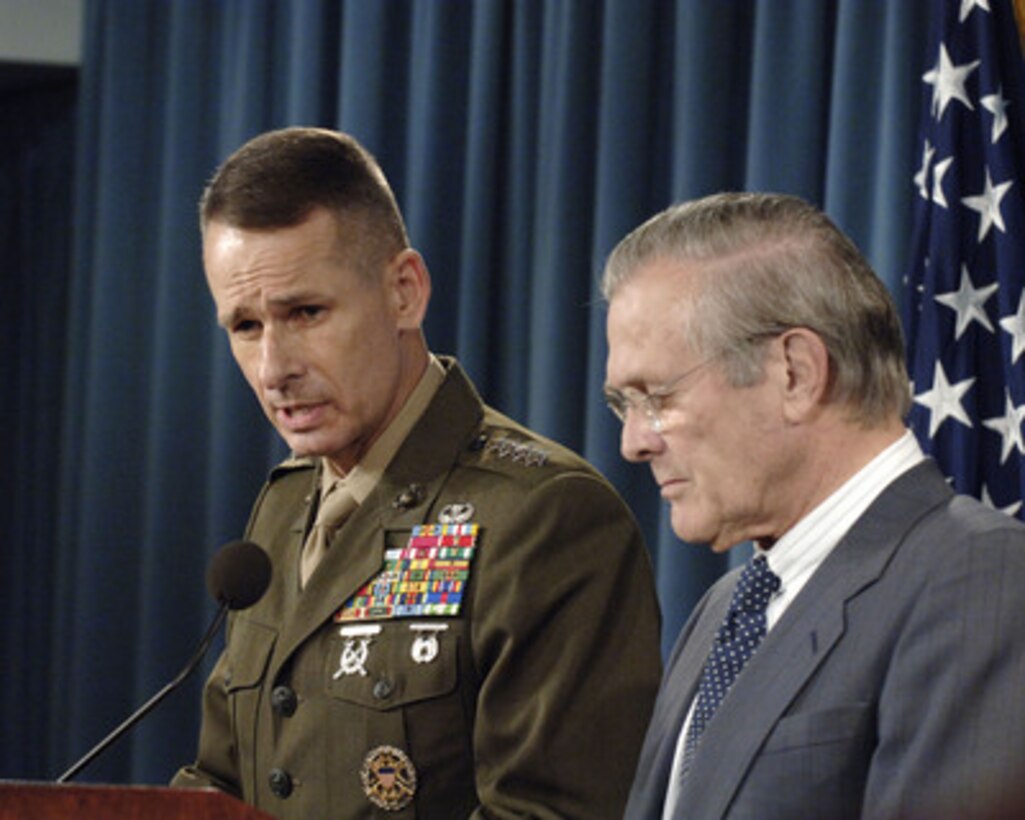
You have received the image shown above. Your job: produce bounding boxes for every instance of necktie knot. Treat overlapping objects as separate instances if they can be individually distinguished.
[732,554,781,611]
[301,481,357,587]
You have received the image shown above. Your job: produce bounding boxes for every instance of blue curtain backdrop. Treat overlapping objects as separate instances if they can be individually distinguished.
[1,0,938,785]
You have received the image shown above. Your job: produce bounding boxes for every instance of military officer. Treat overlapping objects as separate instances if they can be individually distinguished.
[171,127,662,819]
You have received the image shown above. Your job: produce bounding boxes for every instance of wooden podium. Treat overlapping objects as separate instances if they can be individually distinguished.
[0,781,274,819]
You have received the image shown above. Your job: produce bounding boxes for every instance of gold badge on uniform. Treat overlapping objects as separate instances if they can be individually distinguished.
[361,745,417,811]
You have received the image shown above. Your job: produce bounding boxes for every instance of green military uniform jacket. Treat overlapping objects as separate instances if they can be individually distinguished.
[173,358,661,819]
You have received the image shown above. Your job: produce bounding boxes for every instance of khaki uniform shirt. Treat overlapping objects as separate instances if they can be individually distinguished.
[300,356,446,586]
[173,357,662,819]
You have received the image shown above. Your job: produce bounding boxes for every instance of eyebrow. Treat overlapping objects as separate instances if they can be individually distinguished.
[218,291,325,328]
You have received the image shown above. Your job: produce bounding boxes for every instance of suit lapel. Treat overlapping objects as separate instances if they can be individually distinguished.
[629,579,737,818]
[676,460,953,818]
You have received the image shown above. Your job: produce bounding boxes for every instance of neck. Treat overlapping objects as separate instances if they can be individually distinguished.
[761,416,906,547]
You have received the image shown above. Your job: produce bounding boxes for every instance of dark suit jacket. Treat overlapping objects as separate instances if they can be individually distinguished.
[626,459,1025,820]
[173,358,662,819]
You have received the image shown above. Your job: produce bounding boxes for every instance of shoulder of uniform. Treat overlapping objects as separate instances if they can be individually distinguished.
[461,406,598,479]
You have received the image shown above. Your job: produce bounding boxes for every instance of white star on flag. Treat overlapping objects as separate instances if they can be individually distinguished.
[923,43,980,118]
[932,157,954,207]
[982,392,1025,463]
[981,88,1010,143]
[961,168,1012,241]
[934,265,998,338]
[959,0,991,22]
[982,484,1023,516]
[915,141,936,199]
[999,290,1025,364]
[913,361,976,437]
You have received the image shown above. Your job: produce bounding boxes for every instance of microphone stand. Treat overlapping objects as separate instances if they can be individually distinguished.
[56,603,229,783]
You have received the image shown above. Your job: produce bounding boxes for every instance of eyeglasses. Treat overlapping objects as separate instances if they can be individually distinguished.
[604,359,711,434]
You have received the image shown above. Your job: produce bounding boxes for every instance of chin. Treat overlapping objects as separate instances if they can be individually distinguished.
[669,519,706,546]
[279,430,333,458]
[285,441,317,457]
[669,512,721,551]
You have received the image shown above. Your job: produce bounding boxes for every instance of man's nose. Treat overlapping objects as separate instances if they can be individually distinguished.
[258,327,302,390]
[620,409,663,463]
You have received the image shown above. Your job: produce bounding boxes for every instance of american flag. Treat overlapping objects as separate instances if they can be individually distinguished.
[905,0,1025,517]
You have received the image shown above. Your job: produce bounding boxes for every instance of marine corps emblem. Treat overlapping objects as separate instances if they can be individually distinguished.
[361,745,418,811]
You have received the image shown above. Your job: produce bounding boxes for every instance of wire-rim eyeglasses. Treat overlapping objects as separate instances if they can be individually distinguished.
[604,359,712,434]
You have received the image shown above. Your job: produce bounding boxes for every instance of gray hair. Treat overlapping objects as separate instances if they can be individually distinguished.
[601,192,910,425]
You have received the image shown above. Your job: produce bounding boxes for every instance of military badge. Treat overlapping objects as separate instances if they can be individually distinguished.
[438,502,475,524]
[361,745,417,811]
[485,436,549,466]
[335,524,479,621]
[409,622,449,664]
[333,624,381,678]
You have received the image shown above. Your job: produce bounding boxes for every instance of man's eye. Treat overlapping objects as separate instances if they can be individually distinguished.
[295,306,324,322]
[232,319,260,337]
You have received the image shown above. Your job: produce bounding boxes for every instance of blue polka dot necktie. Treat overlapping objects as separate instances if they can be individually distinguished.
[680,555,781,777]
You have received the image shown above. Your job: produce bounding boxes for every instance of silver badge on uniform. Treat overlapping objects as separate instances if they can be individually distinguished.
[438,502,475,524]
[409,622,449,664]
[334,624,382,678]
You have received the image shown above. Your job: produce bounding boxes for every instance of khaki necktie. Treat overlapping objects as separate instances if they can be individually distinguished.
[300,482,357,588]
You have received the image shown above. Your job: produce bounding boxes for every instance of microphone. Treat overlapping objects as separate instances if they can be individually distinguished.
[56,540,271,783]
[205,539,273,610]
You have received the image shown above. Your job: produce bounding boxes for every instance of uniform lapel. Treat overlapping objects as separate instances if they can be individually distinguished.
[675,461,953,819]
[267,358,484,681]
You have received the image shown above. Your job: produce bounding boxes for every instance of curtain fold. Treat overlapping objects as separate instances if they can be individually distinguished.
[3,0,936,784]
[1,74,77,782]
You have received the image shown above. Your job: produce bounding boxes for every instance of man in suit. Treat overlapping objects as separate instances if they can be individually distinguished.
[171,127,662,818]
[602,192,1025,819]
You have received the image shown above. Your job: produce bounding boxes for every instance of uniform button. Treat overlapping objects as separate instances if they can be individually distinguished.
[372,678,394,700]
[271,685,298,717]
[269,768,293,798]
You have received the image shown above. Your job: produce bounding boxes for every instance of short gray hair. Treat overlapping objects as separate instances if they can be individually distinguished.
[601,192,910,425]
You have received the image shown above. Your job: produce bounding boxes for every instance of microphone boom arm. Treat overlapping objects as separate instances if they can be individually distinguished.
[56,602,229,783]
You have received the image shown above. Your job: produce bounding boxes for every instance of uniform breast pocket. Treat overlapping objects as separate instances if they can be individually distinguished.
[324,620,476,814]
[326,620,460,710]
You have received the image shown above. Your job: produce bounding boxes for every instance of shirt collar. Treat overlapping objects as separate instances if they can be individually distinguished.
[320,354,446,506]
[758,429,925,592]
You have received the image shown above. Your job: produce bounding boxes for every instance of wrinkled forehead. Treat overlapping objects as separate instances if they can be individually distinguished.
[607,256,703,332]
[605,259,704,382]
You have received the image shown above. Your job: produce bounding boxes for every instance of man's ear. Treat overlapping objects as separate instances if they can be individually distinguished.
[385,248,431,329]
[778,327,831,423]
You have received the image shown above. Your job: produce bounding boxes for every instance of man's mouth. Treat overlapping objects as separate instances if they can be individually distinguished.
[657,477,687,497]
[275,402,328,432]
